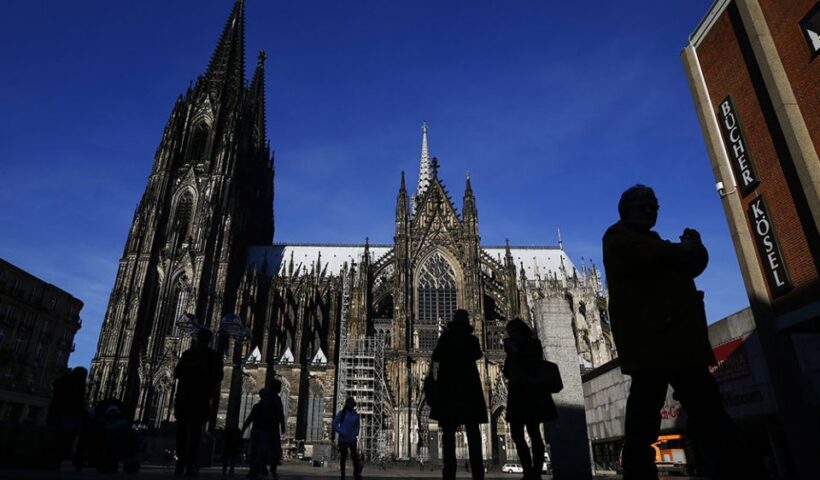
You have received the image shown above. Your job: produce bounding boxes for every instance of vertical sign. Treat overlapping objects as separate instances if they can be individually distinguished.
[717,96,760,195]
[747,196,792,297]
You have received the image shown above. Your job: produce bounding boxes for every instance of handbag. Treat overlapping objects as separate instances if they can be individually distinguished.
[535,360,563,394]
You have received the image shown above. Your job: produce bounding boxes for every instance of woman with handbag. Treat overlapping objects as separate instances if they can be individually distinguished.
[503,318,558,480]
[333,397,363,480]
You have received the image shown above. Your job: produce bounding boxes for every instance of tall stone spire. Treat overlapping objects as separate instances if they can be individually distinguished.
[416,121,432,200]
[249,50,267,138]
[204,0,246,98]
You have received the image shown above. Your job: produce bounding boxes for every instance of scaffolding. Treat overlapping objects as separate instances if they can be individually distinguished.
[335,270,391,460]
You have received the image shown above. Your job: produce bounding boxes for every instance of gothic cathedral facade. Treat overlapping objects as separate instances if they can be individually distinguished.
[90,1,615,463]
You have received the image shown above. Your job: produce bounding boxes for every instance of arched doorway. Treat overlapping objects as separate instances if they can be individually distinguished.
[491,406,509,466]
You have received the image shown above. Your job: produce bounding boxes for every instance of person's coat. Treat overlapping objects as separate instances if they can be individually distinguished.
[428,324,488,426]
[173,343,224,420]
[503,335,557,424]
[602,220,715,374]
[333,409,361,444]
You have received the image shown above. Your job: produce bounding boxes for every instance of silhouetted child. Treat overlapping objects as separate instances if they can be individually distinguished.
[241,380,285,480]
[222,426,242,477]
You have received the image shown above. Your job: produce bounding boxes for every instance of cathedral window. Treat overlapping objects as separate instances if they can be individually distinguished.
[416,252,458,351]
[189,123,209,161]
[170,276,190,333]
[305,381,325,441]
[172,193,194,242]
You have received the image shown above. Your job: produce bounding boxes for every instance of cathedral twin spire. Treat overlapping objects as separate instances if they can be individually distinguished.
[204,0,247,99]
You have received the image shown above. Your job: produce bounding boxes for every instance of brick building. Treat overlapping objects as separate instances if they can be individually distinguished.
[0,258,83,425]
[682,1,819,478]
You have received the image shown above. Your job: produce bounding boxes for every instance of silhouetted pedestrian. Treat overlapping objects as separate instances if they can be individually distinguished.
[428,309,486,480]
[242,381,285,480]
[46,366,89,471]
[603,184,754,480]
[173,328,224,476]
[333,397,363,480]
[221,426,242,477]
[503,318,557,480]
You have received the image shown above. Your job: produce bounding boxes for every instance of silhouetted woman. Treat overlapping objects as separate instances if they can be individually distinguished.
[333,397,363,480]
[503,318,557,480]
[429,309,487,480]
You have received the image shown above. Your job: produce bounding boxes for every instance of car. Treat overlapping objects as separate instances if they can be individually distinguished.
[502,463,524,473]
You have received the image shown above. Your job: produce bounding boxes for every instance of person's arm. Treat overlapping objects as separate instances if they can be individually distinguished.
[174,352,187,380]
[242,404,258,434]
[353,413,360,438]
[332,411,341,434]
[605,226,701,281]
[470,335,483,361]
[276,398,286,434]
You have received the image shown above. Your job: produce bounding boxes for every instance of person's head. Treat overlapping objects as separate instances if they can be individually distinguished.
[71,366,88,381]
[618,184,659,231]
[259,387,272,399]
[270,378,282,394]
[447,309,473,334]
[344,396,356,411]
[196,328,213,347]
[506,318,534,338]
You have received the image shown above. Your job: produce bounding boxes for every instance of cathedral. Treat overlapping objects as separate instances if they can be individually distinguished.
[89,0,615,464]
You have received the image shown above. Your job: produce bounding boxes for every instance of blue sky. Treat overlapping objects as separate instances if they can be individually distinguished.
[0,0,748,369]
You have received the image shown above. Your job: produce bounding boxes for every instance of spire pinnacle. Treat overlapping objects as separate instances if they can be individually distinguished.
[249,49,267,140]
[417,121,432,196]
[557,227,563,250]
[204,0,246,97]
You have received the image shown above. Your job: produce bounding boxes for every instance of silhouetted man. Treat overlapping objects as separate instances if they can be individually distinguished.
[428,309,486,480]
[173,328,223,476]
[603,185,749,479]
[47,366,88,471]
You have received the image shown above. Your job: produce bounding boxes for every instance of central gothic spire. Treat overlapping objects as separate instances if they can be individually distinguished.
[414,121,432,213]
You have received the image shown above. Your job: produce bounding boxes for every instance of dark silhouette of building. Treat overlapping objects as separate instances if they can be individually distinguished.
[0,258,83,425]
[88,0,274,425]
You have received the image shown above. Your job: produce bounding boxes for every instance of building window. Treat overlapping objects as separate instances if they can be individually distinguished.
[13,336,25,356]
[173,193,194,241]
[189,123,209,161]
[802,3,820,57]
[306,381,325,442]
[416,252,458,351]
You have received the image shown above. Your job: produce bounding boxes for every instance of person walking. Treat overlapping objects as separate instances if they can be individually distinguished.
[428,309,487,480]
[241,381,285,480]
[173,328,224,476]
[602,184,756,480]
[46,366,89,471]
[333,397,363,480]
[503,318,557,480]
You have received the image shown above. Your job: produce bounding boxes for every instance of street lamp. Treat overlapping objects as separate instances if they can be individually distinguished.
[219,313,252,429]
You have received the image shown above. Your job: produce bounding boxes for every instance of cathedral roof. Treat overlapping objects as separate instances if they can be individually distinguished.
[247,243,577,279]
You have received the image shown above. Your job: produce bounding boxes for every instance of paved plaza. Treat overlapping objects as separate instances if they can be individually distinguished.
[0,462,707,480]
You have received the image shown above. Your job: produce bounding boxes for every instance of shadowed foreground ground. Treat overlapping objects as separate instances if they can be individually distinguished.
[0,461,706,480]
